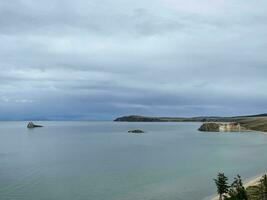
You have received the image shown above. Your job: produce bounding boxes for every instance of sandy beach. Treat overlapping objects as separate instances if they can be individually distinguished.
[210,172,266,200]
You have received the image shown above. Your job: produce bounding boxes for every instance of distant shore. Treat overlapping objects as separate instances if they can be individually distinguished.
[114,115,267,132]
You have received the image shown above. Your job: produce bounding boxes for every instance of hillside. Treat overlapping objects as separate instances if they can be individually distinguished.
[114,115,243,122]
[236,117,267,132]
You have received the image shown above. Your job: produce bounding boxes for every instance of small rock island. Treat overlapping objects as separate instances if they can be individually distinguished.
[128,129,144,134]
[27,122,43,128]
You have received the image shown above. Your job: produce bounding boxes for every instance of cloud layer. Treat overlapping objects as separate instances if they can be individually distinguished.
[0,0,267,120]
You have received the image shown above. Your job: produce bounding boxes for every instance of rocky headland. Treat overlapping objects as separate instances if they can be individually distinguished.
[198,122,246,132]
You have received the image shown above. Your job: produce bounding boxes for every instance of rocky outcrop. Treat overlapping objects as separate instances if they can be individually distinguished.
[198,123,221,132]
[128,129,144,134]
[199,122,244,132]
[27,122,43,128]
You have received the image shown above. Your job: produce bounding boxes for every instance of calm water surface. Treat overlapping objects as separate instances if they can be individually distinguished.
[0,121,267,200]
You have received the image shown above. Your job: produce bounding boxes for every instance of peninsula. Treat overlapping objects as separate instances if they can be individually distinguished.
[114,114,267,132]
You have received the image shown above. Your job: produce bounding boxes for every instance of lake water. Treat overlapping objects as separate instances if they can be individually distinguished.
[1,121,267,200]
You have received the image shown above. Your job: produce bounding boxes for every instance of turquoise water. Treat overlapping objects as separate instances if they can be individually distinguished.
[0,121,267,200]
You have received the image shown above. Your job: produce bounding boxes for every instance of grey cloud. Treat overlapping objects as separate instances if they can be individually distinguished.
[0,0,267,120]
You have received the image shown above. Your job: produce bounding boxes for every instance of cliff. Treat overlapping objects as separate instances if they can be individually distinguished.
[198,122,245,132]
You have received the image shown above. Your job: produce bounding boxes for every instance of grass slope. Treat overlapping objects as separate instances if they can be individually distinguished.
[236,117,267,132]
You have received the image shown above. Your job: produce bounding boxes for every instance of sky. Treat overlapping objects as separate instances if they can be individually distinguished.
[0,0,267,120]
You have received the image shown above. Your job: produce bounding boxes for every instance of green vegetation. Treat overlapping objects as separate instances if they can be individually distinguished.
[246,185,260,200]
[246,175,267,200]
[225,175,248,200]
[214,173,230,200]
[215,174,267,200]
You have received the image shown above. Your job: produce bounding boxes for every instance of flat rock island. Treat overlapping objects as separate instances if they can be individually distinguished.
[128,129,144,134]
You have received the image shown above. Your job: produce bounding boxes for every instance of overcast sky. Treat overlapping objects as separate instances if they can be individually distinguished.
[0,0,267,120]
